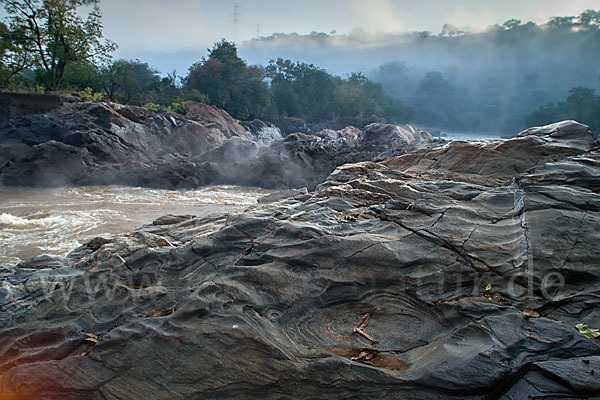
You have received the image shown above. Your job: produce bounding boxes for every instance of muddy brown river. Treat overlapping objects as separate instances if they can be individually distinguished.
[0,185,272,264]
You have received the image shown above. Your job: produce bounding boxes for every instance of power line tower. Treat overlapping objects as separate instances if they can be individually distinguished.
[232,3,240,43]
[256,24,261,40]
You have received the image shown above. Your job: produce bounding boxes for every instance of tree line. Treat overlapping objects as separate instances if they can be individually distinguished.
[0,1,410,122]
[365,10,600,134]
[244,9,600,134]
[1,0,599,134]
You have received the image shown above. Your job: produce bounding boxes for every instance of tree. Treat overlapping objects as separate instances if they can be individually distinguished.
[333,83,361,116]
[265,59,411,122]
[61,59,101,90]
[525,87,600,135]
[0,22,12,84]
[1,0,116,89]
[418,71,450,94]
[185,39,271,119]
[502,19,522,30]
[411,71,459,128]
[0,19,34,83]
[186,40,245,110]
[440,23,464,37]
[101,59,160,104]
[370,61,418,97]
[547,16,577,29]
[580,10,600,26]
[266,58,338,121]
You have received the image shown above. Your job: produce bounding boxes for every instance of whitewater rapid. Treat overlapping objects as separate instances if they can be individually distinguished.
[0,185,272,265]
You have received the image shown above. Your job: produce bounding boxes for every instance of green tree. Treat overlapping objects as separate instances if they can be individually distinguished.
[265,59,412,122]
[525,87,600,134]
[579,10,600,26]
[0,19,34,84]
[333,83,361,116]
[101,59,161,104]
[502,19,522,30]
[412,71,454,127]
[1,0,116,89]
[185,39,271,119]
[266,58,337,121]
[0,22,11,84]
[371,61,417,98]
[61,59,101,90]
[547,16,577,28]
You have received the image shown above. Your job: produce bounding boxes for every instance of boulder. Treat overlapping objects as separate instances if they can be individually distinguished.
[0,98,440,189]
[1,141,86,186]
[383,121,599,187]
[184,101,250,138]
[361,123,433,150]
[188,126,434,190]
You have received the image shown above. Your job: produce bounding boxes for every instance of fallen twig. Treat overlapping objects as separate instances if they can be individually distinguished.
[353,313,377,344]
[357,313,371,330]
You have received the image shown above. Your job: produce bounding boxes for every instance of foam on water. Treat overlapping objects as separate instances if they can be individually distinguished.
[0,185,272,265]
[0,213,47,227]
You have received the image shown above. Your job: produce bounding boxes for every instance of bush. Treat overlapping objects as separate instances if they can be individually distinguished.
[142,102,161,113]
[182,88,209,104]
[81,87,103,102]
[167,99,188,115]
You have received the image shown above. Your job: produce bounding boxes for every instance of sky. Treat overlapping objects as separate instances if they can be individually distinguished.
[96,0,599,74]
[3,0,600,74]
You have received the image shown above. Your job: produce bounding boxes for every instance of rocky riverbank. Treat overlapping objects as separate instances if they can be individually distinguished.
[1,120,599,399]
[0,97,432,190]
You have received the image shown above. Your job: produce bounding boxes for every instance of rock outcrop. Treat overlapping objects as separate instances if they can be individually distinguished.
[191,124,432,189]
[0,93,63,128]
[1,121,599,399]
[0,100,278,188]
[0,98,431,189]
[383,120,598,187]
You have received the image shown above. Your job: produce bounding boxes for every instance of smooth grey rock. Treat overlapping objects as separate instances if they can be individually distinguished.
[535,356,600,391]
[382,121,598,187]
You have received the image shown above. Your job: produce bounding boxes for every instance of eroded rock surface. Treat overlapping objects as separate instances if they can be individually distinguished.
[1,121,599,399]
[0,98,431,190]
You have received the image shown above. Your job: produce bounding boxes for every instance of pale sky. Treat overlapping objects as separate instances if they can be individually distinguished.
[95,0,599,73]
[100,0,599,49]
[3,0,599,73]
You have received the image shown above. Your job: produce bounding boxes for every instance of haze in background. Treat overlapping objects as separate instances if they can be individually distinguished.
[91,0,599,75]
[2,1,598,133]
[85,0,598,134]
[245,20,600,132]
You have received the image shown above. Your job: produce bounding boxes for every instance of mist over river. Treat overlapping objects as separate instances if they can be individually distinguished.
[0,185,272,264]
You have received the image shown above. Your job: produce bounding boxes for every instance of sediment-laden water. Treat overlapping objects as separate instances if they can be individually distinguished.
[0,185,271,264]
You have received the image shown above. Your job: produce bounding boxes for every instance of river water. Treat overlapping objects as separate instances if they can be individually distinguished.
[0,185,272,265]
